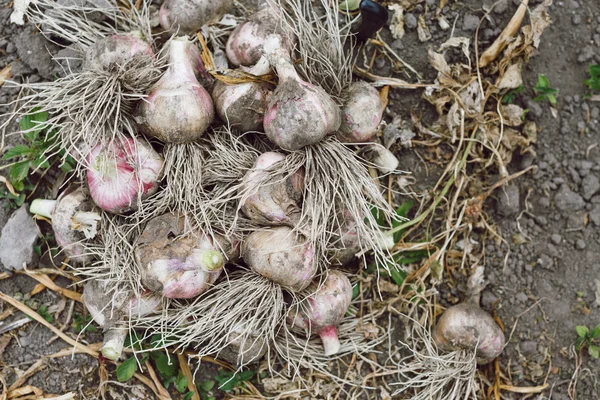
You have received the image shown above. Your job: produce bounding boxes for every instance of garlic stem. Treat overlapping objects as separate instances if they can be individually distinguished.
[101,327,128,360]
[319,325,341,356]
[30,199,56,219]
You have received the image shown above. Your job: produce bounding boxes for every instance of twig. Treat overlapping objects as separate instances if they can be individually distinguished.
[21,272,82,302]
[177,353,201,400]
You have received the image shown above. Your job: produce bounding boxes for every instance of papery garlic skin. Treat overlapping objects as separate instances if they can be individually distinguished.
[135,213,226,299]
[289,270,352,356]
[86,138,163,214]
[242,226,316,291]
[136,36,215,144]
[240,152,304,226]
[83,32,154,71]
[336,82,383,143]
[262,36,341,150]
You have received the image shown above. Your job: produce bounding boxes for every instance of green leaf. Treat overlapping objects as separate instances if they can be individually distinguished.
[124,331,144,350]
[33,153,50,170]
[536,74,549,89]
[238,370,255,381]
[20,109,49,136]
[10,192,26,207]
[9,161,30,185]
[2,145,33,160]
[589,345,600,359]
[339,0,360,11]
[176,370,188,393]
[351,283,360,300]
[116,357,138,382]
[200,380,215,392]
[163,375,176,389]
[151,351,177,378]
[531,95,546,103]
[388,265,407,286]
[576,325,589,338]
[182,392,195,400]
[591,324,600,339]
[547,94,557,106]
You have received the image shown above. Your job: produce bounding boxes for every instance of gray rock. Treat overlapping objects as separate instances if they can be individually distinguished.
[554,184,585,212]
[0,206,39,271]
[537,254,554,270]
[551,234,562,245]
[526,100,544,118]
[578,46,595,63]
[581,174,600,200]
[575,239,586,250]
[494,0,508,14]
[516,292,528,303]
[404,13,418,30]
[590,205,600,226]
[462,14,480,31]
[572,14,582,25]
[15,30,60,79]
[481,290,498,308]
[496,184,520,216]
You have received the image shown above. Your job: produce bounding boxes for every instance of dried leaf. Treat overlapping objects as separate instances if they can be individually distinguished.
[389,4,405,40]
[428,49,450,75]
[417,15,432,42]
[595,279,600,307]
[501,104,525,126]
[522,0,552,49]
[0,65,11,87]
[498,62,523,89]
[446,102,461,136]
[459,80,483,114]
[439,37,471,62]
[380,85,390,111]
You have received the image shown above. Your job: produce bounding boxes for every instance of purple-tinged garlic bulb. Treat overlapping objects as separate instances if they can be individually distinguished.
[30,187,100,263]
[240,152,304,226]
[136,36,215,144]
[159,0,233,35]
[336,82,383,143]
[242,226,316,292]
[212,57,273,132]
[83,32,154,71]
[225,6,295,67]
[289,270,353,356]
[135,213,226,299]
[432,303,505,365]
[86,137,163,214]
[263,36,341,150]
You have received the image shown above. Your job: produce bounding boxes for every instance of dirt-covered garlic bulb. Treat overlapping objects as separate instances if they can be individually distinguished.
[135,213,226,299]
[159,0,233,35]
[336,82,383,143]
[212,57,273,132]
[135,36,214,144]
[240,152,304,226]
[263,36,341,150]
[83,280,161,360]
[432,303,505,365]
[242,226,316,291]
[226,6,295,67]
[83,32,154,71]
[289,270,353,356]
[30,187,100,263]
[86,137,163,214]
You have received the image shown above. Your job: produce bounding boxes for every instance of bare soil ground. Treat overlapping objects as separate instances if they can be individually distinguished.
[1,0,599,399]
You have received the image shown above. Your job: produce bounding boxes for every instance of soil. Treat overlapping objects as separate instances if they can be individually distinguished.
[1,0,600,399]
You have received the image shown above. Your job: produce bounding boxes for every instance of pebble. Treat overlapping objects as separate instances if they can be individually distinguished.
[496,184,520,217]
[590,206,600,226]
[494,0,508,14]
[516,292,528,303]
[551,234,562,245]
[572,14,582,25]
[578,46,595,63]
[538,197,550,208]
[554,184,586,211]
[0,206,39,271]
[520,340,538,355]
[462,14,480,31]
[6,42,15,53]
[526,100,544,118]
[405,13,418,30]
[575,239,586,250]
[581,174,600,200]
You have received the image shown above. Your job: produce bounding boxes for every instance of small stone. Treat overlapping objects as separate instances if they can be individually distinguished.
[526,100,544,118]
[538,197,551,208]
[590,205,600,226]
[520,340,538,355]
[496,184,520,216]
[494,0,508,14]
[551,234,562,245]
[15,30,60,79]
[537,254,554,270]
[0,205,39,271]
[578,46,595,63]
[404,13,418,30]
[554,184,585,212]
[516,292,528,303]
[575,239,586,250]
[481,290,498,308]
[462,14,480,31]
[572,14,582,25]
[6,42,15,53]
[581,174,600,200]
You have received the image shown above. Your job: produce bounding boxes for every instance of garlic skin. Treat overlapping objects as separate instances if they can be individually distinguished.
[432,303,505,365]
[159,0,233,35]
[289,270,353,356]
[212,57,273,132]
[240,152,304,227]
[135,213,226,299]
[136,36,215,144]
[263,36,341,150]
[242,226,316,292]
[83,32,154,71]
[86,138,163,214]
[336,82,383,143]
[30,187,100,264]
[360,144,399,174]
[225,7,295,67]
